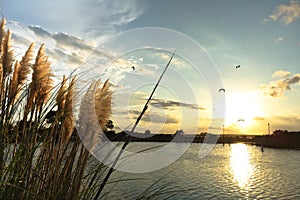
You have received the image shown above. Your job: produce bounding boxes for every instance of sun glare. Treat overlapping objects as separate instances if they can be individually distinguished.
[225,92,263,129]
[230,143,253,190]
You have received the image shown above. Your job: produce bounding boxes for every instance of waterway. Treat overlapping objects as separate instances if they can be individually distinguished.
[103,143,300,199]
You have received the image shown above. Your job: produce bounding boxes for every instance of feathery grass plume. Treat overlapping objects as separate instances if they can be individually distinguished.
[0,18,6,52]
[8,43,34,104]
[11,61,20,87]
[78,79,111,151]
[61,76,76,143]
[18,43,34,84]
[78,81,100,151]
[0,18,5,91]
[1,29,14,77]
[8,61,20,104]
[95,79,112,129]
[29,44,53,111]
[0,29,14,126]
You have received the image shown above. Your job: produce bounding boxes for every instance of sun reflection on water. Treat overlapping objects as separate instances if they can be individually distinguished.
[230,143,253,190]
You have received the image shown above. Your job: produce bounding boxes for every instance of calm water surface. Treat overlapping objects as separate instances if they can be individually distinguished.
[105,143,300,199]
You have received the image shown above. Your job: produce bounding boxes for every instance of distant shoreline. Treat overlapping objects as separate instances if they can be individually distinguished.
[104,131,300,150]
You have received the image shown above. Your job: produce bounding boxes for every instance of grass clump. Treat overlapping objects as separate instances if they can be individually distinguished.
[0,17,112,200]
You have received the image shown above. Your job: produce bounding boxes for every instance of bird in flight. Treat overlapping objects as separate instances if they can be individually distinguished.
[131,66,135,70]
[235,65,241,69]
[237,119,245,122]
[218,88,225,92]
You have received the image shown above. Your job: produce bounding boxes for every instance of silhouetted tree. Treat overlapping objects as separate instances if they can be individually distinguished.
[144,129,151,135]
[175,130,184,135]
[273,129,288,136]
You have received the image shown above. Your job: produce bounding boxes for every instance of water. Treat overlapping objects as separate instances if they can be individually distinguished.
[105,143,300,199]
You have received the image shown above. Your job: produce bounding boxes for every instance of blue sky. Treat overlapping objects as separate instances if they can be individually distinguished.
[1,0,300,134]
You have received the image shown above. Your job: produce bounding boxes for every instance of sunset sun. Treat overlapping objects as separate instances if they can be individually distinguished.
[225,92,263,129]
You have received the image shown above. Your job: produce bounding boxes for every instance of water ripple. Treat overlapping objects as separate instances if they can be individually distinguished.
[106,143,300,199]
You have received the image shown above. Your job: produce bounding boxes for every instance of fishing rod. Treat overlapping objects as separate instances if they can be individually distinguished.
[94,50,176,200]
[130,51,175,134]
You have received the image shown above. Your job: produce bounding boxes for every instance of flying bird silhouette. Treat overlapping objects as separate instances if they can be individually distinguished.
[131,66,135,70]
[218,88,225,92]
[237,119,245,122]
[235,65,241,69]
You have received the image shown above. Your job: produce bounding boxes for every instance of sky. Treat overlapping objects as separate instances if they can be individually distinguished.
[1,0,300,135]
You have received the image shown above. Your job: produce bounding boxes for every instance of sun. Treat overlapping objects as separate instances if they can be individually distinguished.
[225,92,263,129]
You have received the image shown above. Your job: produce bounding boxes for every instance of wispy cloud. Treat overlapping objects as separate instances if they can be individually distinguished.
[4,0,143,38]
[155,52,184,67]
[5,0,144,77]
[47,49,83,65]
[263,0,300,25]
[52,32,94,51]
[28,25,52,38]
[150,98,206,110]
[253,116,265,121]
[272,70,291,78]
[260,70,300,98]
[271,114,300,131]
[11,34,32,46]
[129,110,178,124]
[8,23,117,78]
[275,37,284,43]
[223,124,242,134]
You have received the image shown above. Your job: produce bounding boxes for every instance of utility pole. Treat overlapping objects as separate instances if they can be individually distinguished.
[222,124,225,146]
[268,123,270,135]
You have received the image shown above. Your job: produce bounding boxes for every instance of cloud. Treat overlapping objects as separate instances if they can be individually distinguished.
[11,34,32,45]
[8,22,117,77]
[4,0,144,79]
[52,33,94,51]
[28,25,52,38]
[275,37,284,43]
[260,71,300,98]
[3,0,143,39]
[78,0,143,37]
[155,52,184,67]
[271,114,300,131]
[129,110,178,124]
[272,70,291,78]
[47,48,83,65]
[253,116,265,121]
[150,98,206,110]
[263,0,300,25]
[289,74,300,84]
[223,124,242,134]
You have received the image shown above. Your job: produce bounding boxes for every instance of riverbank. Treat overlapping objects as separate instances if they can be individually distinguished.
[104,131,300,150]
